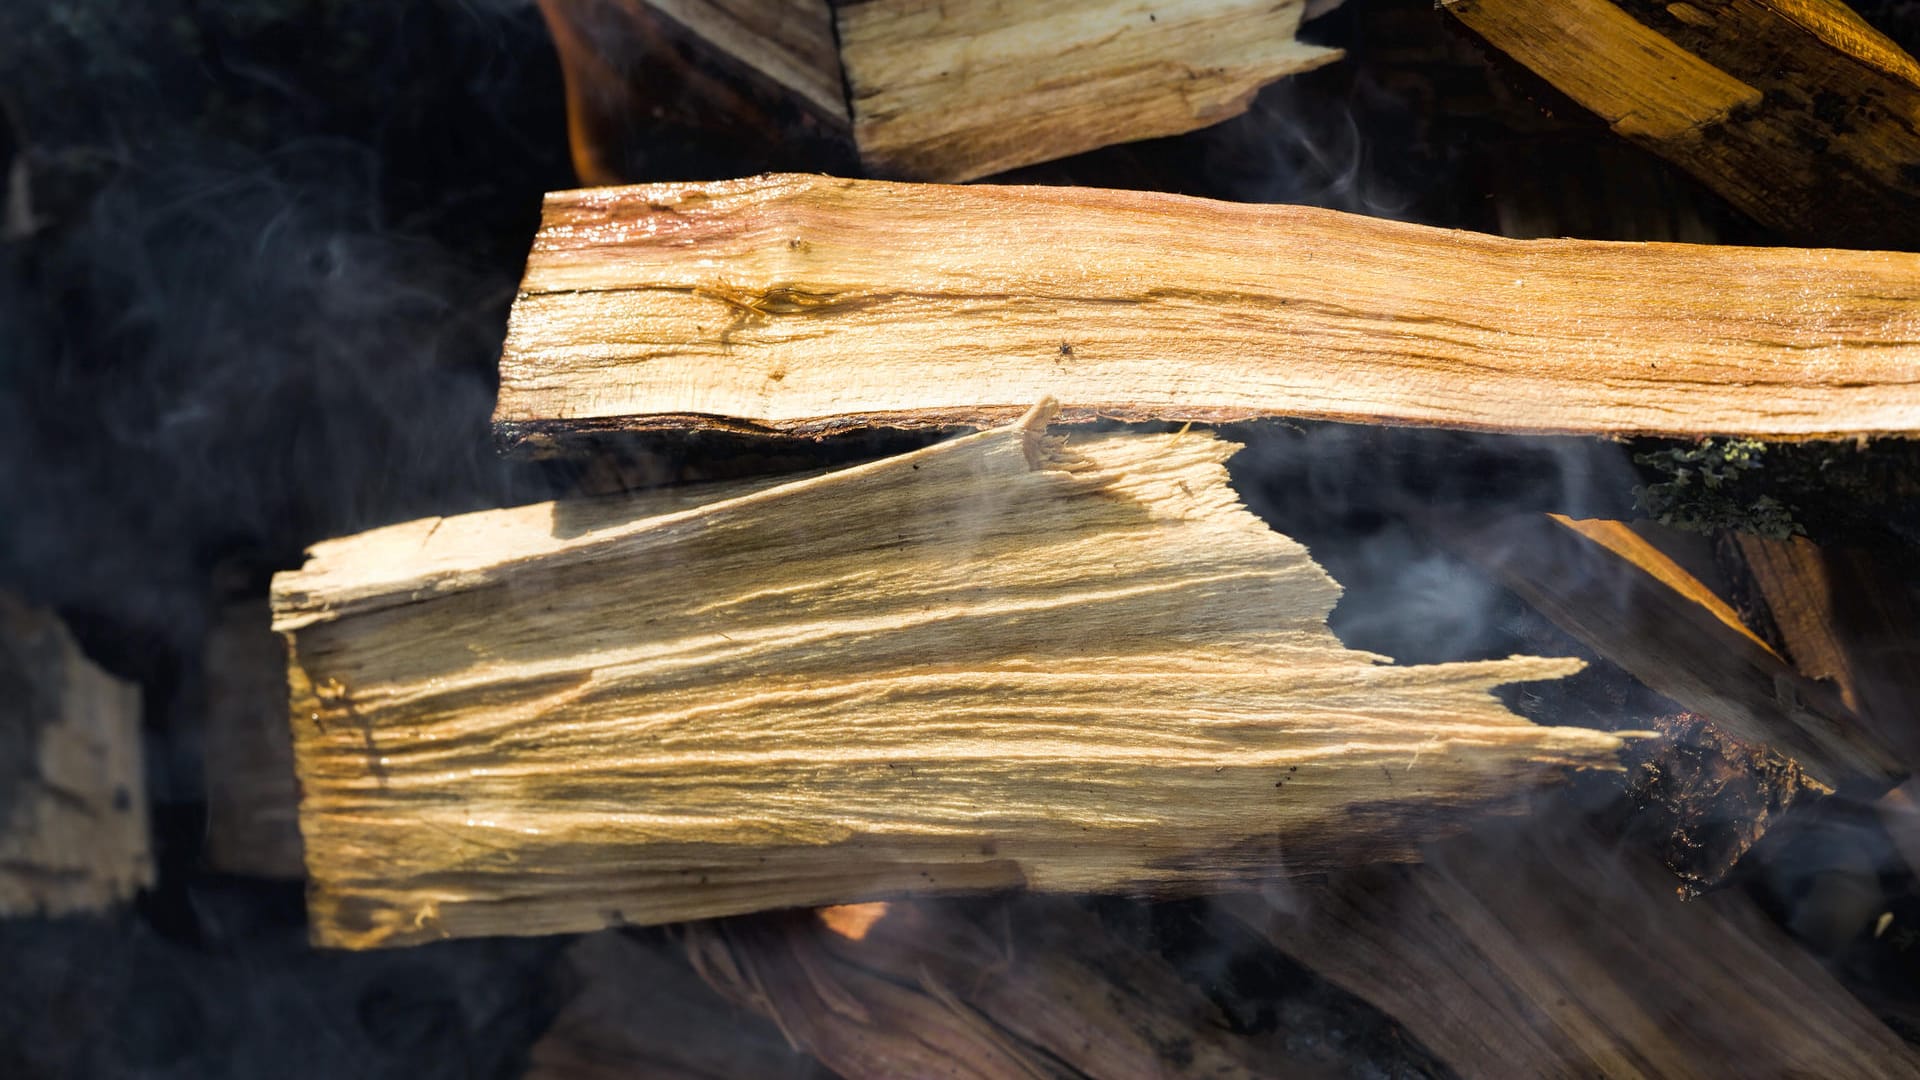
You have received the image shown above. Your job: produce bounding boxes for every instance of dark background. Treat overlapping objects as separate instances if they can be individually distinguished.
[4,2,1919,1076]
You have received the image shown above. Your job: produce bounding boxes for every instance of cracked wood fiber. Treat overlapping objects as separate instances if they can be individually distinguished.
[1444,0,1920,248]
[495,175,1920,451]
[273,410,1626,948]
[833,0,1342,180]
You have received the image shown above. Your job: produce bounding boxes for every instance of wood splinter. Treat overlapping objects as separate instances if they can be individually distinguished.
[275,406,1630,948]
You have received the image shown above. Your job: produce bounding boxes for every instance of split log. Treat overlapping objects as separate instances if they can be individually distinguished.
[1225,811,1920,1079]
[0,593,151,914]
[834,0,1342,180]
[682,896,1288,1079]
[1442,0,1920,248]
[201,598,304,879]
[1439,512,1900,793]
[273,408,1627,948]
[495,175,1920,452]
[528,928,825,1079]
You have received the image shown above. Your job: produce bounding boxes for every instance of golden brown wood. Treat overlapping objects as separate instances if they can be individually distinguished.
[0,593,151,915]
[1226,811,1920,1079]
[1444,0,1920,247]
[274,410,1625,948]
[684,896,1292,1080]
[496,175,1920,451]
[1441,512,1897,792]
[833,0,1341,180]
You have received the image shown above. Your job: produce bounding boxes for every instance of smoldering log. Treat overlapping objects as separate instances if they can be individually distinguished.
[1443,0,1920,249]
[495,175,1920,453]
[0,593,151,915]
[1225,811,1920,1079]
[273,409,1627,949]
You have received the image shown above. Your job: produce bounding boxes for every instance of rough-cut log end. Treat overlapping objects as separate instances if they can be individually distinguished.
[275,415,1630,949]
[0,594,151,915]
[496,174,1920,445]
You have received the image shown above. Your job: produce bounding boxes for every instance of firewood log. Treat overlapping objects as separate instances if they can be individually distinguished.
[833,0,1342,180]
[1438,513,1903,793]
[1226,810,1920,1079]
[273,408,1628,948]
[495,175,1920,453]
[0,593,150,914]
[682,896,1290,1079]
[536,1,1340,184]
[1443,0,1920,248]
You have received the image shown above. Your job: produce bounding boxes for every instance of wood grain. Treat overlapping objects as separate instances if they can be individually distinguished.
[1439,512,1898,793]
[649,0,846,122]
[1445,0,1920,247]
[496,174,1920,450]
[1227,810,1920,1079]
[684,896,1293,1079]
[834,0,1341,180]
[275,409,1626,948]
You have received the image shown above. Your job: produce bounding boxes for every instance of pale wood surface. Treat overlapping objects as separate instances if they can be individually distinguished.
[1444,0,1920,247]
[275,411,1625,948]
[0,593,151,914]
[834,0,1340,180]
[1227,811,1920,1079]
[496,175,1920,449]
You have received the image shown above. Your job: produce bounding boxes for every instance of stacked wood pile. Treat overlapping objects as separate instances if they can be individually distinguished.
[47,1,1920,1077]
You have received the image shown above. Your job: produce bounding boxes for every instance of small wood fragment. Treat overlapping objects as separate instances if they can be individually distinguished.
[497,175,1920,451]
[1443,0,1920,247]
[1619,713,1821,894]
[275,410,1625,948]
[1226,811,1920,1079]
[834,0,1342,180]
[0,593,151,915]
